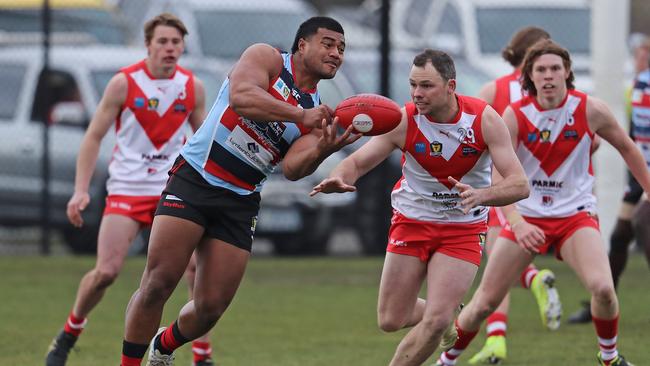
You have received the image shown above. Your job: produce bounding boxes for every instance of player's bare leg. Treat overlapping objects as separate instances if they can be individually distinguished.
[560,227,632,365]
[387,253,478,366]
[47,215,140,366]
[185,253,215,366]
[436,238,532,365]
[123,215,203,346]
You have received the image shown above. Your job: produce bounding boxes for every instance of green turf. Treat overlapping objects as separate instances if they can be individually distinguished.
[0,254,648,365]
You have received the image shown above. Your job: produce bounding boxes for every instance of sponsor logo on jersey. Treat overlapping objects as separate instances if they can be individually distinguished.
[141,153,170,161]
[247,142,259,153]
[273,78,291,101]
[174,104,186,113]
[542,195,554,206]
[134,97,145,108]
[532,179,564,188]
[540,129,551,142]
[461,146,478,156]
[563,130,579,140]
[415,142,426,153]
[147,98,159,110]
[432,192,460,199]
[430,141,443,156]
[527,132,538,143]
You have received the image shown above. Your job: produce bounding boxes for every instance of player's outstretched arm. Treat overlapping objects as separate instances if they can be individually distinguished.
[588,96,650,195]
[228,44,332,128]
[310,108,407,195]
[282,116,361,181]
[67,73,126,227]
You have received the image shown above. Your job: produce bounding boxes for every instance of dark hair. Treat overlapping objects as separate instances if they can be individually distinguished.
[291,16,344,53]
[144,13,188,44]
[521,39,575,96]
[412,49,456,81]
[501,26,550,67]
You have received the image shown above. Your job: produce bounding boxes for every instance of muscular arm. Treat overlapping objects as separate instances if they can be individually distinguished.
[74,73,126,194]
[188,76,206,132]
[67,73,126,227]
[481,106,529,206]
[588,96,650,194]
[310,109,407,194]
[228,44,331,128]
[281,118,360,181]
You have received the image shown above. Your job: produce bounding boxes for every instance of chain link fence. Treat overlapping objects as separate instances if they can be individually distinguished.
[0,0,644,255]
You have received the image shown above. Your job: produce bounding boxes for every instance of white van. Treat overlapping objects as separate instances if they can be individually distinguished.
[385,0,592,88]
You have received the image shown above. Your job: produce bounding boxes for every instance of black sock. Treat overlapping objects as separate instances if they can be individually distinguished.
[122,340,149,359]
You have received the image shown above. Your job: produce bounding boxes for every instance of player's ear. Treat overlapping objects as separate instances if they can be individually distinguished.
[447,79,457,94]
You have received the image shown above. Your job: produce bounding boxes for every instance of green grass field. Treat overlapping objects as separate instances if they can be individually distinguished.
[1,253,648,365]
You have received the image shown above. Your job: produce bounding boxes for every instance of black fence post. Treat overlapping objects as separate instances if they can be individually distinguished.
[40,0,52,255]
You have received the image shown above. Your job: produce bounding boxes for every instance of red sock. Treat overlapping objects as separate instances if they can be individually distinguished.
[159,321,189,353]
[63,312,87,337]
[520,264,538,289]
[120,355,142,366]
[438,320,479,365]
[486,312,507,337]
[192,341,212,363]
[593,314,619,364]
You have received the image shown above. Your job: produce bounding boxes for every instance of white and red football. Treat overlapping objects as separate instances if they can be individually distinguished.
[334,93,402,136]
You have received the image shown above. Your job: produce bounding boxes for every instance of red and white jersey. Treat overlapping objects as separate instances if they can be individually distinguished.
[391,95,492,223]
[107,60,195,196]
[492,70,523,115]
[511,90,596,217]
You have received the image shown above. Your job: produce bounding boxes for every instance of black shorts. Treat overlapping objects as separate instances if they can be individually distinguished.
[156,156,261,251]
[622,170,644,204]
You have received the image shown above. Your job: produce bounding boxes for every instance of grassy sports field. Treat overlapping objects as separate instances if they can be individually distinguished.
[1,253,648,365]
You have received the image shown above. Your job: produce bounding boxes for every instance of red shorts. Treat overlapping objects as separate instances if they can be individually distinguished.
[499,211,600,260]
[103,195,160,226]
[487,207,507,228]
[387,211,486,266]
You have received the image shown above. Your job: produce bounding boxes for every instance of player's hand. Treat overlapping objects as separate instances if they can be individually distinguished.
[66,191,91,228]
[511,220,545,254]
[300,105,335,129]
[449,176,485,214]
[317,116,362,154]
[310,177,356,196]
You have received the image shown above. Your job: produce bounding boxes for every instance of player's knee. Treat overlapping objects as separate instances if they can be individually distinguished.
[194,298,230,325]
[140,275,177,305]
[93,268,120,288]
[378,312,407,332]
[419,315,449,338]
[590,283,616,305]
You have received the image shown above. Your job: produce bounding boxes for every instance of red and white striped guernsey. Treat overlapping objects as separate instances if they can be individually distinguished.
[391,95,492,223]
[107,60,195,196]
[492,70,523,115]
[511,89,596,217]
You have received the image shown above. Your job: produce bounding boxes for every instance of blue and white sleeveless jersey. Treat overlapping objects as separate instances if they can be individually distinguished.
[181,52,319,195]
